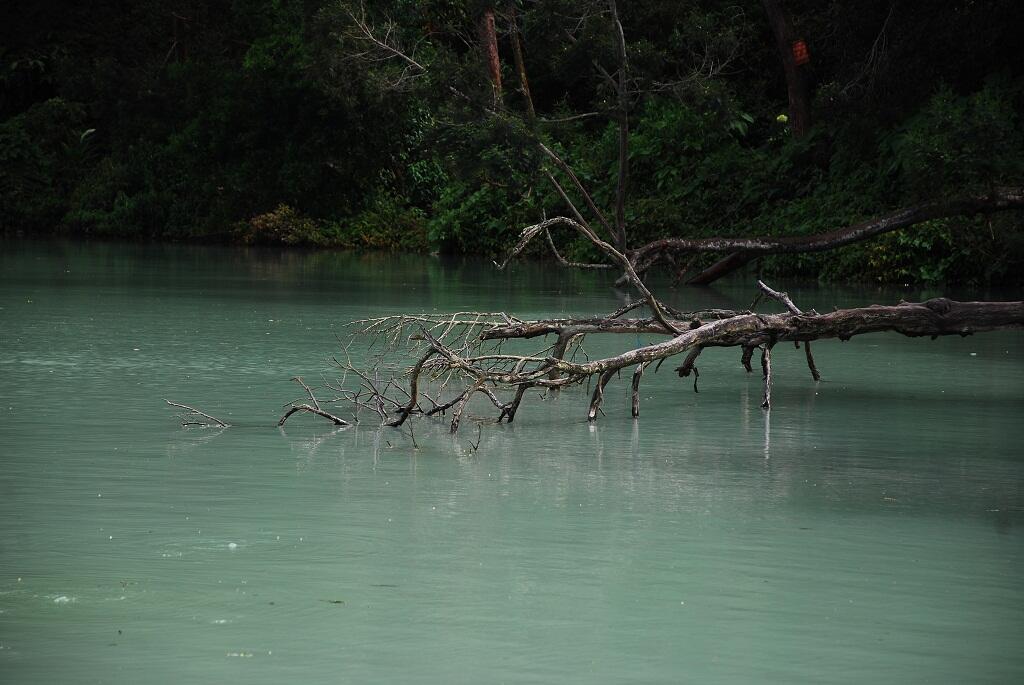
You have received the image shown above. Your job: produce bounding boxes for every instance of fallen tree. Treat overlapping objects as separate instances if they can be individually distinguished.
[268,279,1023,433]
[269,167,1023,433]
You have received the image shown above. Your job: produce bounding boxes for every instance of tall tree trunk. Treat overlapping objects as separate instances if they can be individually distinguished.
[508,1,535,120]
[609,0,629,252]
[762,0,811,137]
[479,6,502,106]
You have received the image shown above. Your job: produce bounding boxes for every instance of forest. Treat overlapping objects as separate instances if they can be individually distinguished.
[2,0,1023,285]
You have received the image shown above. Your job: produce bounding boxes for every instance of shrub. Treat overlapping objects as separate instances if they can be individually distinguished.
[237,204,322,245]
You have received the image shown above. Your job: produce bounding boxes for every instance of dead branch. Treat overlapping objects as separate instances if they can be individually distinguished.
[387,348,439,427]
[278,404,350,427]
[292,376,321,410]
[636,187,1024,285]
[757,279,821,381]
[588,369,617,421]
[630,361,648,417]
[536,145,619,245]
[177,288,1021,437]
[760,343,773,409]
[450,378,486,433]
[339,1,428,91]
[164,399,230,428]
[259,289,1023,437]
[544,227,613,270]
[549,298,1023,378]
[497,215,683,335]
[279,378,351,427]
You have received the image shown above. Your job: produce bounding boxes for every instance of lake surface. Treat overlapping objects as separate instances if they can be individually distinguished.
[1,241,1022,684]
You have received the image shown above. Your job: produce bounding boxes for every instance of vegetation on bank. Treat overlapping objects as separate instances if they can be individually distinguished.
[2,1,1022,285]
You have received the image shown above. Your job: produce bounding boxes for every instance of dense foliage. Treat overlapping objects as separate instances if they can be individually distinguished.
[2,1,1022,284]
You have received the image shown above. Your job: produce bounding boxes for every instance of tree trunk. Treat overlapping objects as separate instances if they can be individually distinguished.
[508,1,535,120]
[762,0,811,137]
[479,7,502,105]
[609,0,630,252]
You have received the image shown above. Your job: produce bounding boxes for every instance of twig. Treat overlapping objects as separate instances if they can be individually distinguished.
[292,376,321,410]
[164,399,230,428]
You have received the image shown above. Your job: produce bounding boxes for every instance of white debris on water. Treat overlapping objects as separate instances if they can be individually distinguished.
[53,596,73,604]
[228,542,238,550]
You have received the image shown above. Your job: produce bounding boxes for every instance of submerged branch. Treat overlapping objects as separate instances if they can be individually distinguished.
[164,399,230,428]
[279,377,351,427]
[278,404,350,427]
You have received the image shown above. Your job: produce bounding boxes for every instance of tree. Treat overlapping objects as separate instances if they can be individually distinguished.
[762,0,810,137]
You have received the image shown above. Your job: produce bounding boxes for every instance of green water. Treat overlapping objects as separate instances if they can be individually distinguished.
[1,242,1022,684]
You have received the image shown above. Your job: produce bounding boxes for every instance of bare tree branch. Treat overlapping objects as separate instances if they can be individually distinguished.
[497,215,683,335]
[164,400,230,428]
[631,186,1024,284]
[757,279,821,380]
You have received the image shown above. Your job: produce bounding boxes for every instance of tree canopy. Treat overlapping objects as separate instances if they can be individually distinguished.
[2,0,1023,284]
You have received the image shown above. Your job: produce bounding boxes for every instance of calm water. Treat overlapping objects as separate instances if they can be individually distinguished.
[1,242,1022,684]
